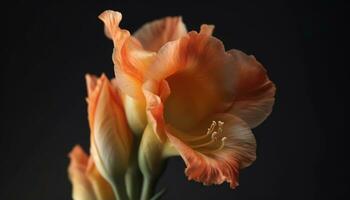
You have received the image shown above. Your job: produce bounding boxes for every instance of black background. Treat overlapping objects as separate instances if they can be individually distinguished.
[1,0,348,199]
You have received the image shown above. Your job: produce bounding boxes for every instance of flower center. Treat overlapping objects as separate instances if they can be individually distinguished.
[188,120,227,152]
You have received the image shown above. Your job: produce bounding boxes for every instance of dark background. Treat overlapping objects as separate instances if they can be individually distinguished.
[1,0,348,199]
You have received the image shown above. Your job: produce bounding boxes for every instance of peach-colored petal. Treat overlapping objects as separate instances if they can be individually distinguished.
[226,50,276,128]
[122,94,147,135]
[133,16,187,52]
[146,30,238,131]
[86,158,115,200]
[86,74,132,196]
[99,10,156,99]
[143,86,167,142]
[68,145,96,200]
[166,113,256,188]
[111,73,149,135]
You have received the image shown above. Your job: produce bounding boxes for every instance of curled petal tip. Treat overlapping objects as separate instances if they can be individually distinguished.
[98,10,123,25]
[99,10,123,39]
[85,74,98,96]
[200,24,215,36]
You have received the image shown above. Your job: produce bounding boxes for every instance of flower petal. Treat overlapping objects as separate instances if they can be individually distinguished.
[68,145,96,200]
[226,50,276,128]
[99,10,157,99]
[86,158,115,200]
[122,94,147,135]
[110,75,147,135]
[86,74,133,191]
[133,16,187,52]
[166,113,256,188]
[142,85,167,142]
[147,30,238,131]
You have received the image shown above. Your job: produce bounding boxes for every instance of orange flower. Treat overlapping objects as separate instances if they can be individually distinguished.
[68,145,115,200]
[86,74,133,199]
[98,10,275,190]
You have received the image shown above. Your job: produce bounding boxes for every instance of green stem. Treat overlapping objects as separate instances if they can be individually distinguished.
[125,160,143,200]
[140,177,155,200]
[112,178,129,200]
[126,136,142,200]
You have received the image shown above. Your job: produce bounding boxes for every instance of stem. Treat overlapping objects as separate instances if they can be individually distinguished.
[126,136,142,200]
[140,177,155,200]
[138,125,166,200]
[125,161,143,200]
[111,178,129,200]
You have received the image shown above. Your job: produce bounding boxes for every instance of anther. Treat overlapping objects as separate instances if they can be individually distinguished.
[206,121,217,135]
[221,137,227,142]
[211,131,218,140]
[216,137,227,151]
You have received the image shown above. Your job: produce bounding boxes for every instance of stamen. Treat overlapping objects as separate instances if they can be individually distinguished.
[185,121,217,143]
[191,139,216,149]
[191,120,226,150]
[217,137,227,151]
[217,121,224,134]
[200,136,227,153]
[211,131,218,140]
[206,121,217,135]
